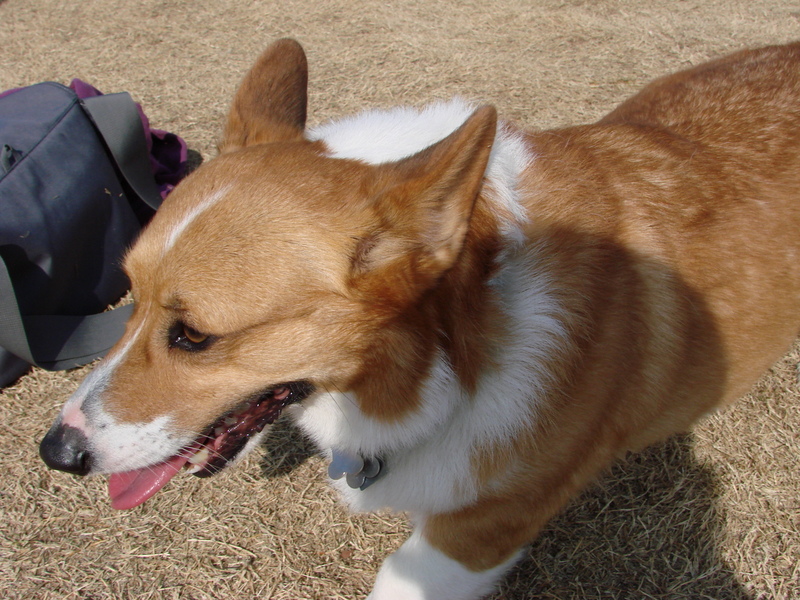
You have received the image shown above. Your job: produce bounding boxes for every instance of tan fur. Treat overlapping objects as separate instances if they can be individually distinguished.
[98,40,800,578]
[426,42,800,570]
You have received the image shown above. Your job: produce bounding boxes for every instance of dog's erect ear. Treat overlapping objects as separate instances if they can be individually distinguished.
[351,105,498,305]
[219,38,308,152]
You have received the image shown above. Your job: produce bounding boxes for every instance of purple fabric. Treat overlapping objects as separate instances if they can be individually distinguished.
[0,87,23,100]
[69,79,187,199]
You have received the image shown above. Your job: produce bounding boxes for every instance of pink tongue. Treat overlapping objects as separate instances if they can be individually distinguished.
[108,454,190,510]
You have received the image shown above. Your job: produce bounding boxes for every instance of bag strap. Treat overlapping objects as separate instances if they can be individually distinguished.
[0,260,134,369]
[0,90,159,371]
[82,92,163,211]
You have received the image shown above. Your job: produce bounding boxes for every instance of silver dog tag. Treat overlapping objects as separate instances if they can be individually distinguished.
[328,450,384,490]
[328,450,364,480]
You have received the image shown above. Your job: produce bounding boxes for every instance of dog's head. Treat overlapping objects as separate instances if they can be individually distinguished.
[39,39,497,509]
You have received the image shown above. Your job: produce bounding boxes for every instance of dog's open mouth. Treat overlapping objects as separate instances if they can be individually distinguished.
[108,381,314,510]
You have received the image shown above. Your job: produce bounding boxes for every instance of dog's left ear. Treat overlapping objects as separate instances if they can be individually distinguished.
[219,38,308,153]
[351,105,498,306]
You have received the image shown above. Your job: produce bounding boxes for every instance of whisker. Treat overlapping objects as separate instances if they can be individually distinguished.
[321,382,356,429]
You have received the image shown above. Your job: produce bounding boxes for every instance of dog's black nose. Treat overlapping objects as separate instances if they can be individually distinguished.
[39,424,93,475]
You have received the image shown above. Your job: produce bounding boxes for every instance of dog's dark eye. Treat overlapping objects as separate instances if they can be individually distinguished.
[169,322,215,352]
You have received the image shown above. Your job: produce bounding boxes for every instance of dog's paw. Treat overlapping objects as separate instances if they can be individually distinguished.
[366,529,518,600]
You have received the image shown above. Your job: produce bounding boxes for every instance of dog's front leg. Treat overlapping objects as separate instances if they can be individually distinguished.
[366,526,521,600]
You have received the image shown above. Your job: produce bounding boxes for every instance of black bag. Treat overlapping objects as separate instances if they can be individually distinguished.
[0,82,174,386]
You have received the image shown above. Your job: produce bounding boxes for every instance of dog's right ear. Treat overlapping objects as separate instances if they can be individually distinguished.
[218,38,308,153]
[349,106,497,308]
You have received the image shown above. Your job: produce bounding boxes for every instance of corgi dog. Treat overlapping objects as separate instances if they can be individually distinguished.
[40,39,800,600]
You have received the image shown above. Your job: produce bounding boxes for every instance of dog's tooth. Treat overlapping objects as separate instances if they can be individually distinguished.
[187,446,210,466]
[224,416,238,426]
[214,426,226,437]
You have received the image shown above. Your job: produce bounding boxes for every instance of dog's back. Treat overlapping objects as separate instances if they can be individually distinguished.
[419,42,800,587]
[518,40,800,431]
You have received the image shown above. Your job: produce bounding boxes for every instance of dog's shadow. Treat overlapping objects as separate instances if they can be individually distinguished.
[260,426,751,599]
[493,434,751,600]
[259,417,319,478]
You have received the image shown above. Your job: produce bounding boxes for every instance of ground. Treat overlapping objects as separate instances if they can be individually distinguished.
[0,1,798,598]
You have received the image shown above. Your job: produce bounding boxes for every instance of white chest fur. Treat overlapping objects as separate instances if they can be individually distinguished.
[288,247,567,515]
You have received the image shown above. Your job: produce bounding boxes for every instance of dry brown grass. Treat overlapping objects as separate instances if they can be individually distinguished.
[1,1,799,598]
